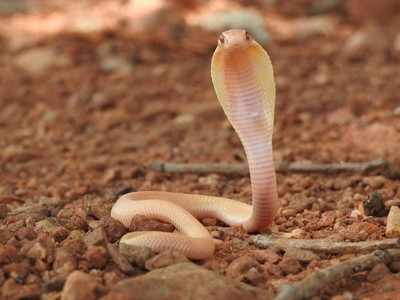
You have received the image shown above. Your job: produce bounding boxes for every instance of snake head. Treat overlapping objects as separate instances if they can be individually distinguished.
[217,29,253,49]
[212,29,276,136]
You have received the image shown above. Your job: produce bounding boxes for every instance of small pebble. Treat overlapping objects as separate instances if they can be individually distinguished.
[342,31,371,60]
[225,255,260,279]
[26,241,49,261]
[242,267,266,286]
[198,174,220,186]
[44,275,67,292]
[250,249,280,264]
[363,176,386,189]
[88,202,111,220]
[119,243,155,268]
[84,228,105,246]
[57,208,88,231]
[350,209,363,219]
[173,114,194,125]
[344,222,380,241]
[386,206,400,237]
[282,228,306,238]
[317,211,336,228]
[363,192,387,217]
[262,262,283,277]
[16,227,37,240]
[85,246,108,269]
[230,238,249,250]
[61,271,101,300]
[278,257,303,275]
[35,219,69,242]
[331,291,354,300]
[144,250,188,270]
[2,279,41,300]
[281,208,297,218]
[62,232,87,256]
[53,249,77,275]
[3,262,30,282]
[102,217,127,243]
[367,263,390,282]
[103,271,123,289]
[102,168,121,184]
[106,243,138,275]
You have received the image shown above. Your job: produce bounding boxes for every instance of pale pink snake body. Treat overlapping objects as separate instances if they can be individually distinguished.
[111,29,279,259]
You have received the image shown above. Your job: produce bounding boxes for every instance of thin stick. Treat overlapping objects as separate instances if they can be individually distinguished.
[251,235,400,254]
[149,161,249,175]
[7,198,70,216]
[274,249,400,300]
[148,159,388,176]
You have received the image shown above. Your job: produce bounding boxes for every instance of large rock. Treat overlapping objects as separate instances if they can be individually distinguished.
[102,262,272,300]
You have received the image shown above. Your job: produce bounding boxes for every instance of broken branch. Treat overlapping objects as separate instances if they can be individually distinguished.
[274,249,400,300]
[149,161,248,175]
[251,235,400,254]
[148,159,388,176]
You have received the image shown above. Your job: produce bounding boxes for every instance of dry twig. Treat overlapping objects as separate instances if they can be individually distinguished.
[251,235,400,254]
[7,197,69,216]
[275,249,400,300]
[148,159,388,176]
[149,161,249,175]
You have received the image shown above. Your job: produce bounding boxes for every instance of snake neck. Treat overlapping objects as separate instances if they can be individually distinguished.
[225,56,277,232]
[216,47,278,232]
[242,136,278,232]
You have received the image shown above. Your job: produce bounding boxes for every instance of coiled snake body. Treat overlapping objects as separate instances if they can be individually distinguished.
[111,29,279,259]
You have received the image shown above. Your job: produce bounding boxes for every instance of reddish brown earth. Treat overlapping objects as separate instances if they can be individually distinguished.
[1,1,400,299]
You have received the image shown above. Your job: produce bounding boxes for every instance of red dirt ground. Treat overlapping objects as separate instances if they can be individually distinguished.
[1,1,400,299]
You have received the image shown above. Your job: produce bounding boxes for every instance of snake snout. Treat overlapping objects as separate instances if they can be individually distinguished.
[218,29,253,49]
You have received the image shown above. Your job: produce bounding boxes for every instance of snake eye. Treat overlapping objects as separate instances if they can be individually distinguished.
[218,34,225,45]
[244,31,251,41]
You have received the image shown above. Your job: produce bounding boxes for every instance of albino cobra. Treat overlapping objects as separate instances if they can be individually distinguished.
[111,29,279,259]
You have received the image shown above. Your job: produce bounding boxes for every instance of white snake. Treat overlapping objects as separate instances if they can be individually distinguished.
[111,29,279,259]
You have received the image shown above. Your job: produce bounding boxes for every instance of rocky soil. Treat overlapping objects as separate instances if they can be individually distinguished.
[1,0,400,299]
